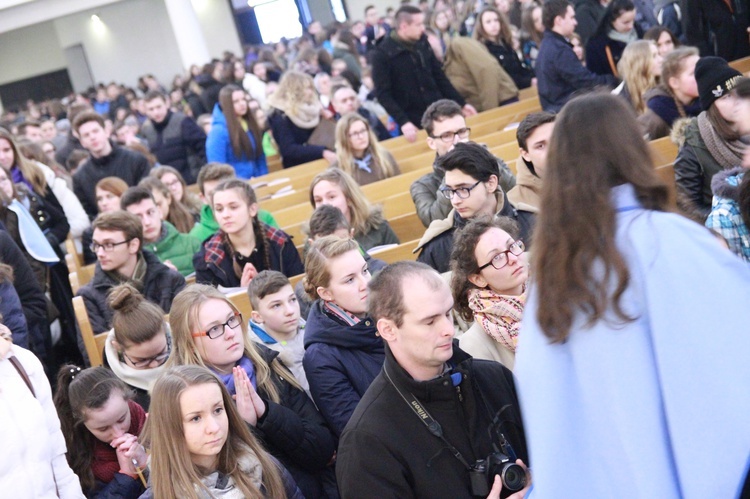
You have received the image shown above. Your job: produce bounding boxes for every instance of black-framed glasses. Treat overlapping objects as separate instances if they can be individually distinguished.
[477,240,525,271]
[431,127,470,143]
[90,239,133,253]
[122,333,171,369]
[192,313,243,339]
[439,180,482,200]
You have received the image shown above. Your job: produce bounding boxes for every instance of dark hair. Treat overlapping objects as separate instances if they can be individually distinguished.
[109,283,165,346]
[92,211,143,249]
[138,176,195,234]
[365,4,376,14]
[474,7,513,47]
[436,141,500,182]
[450,216,520,321]
[740,172,750,230]
[521,3,544,45]
[542,0,571,31]
[67,149,90,171]
[53,366,133,491]
[367,261,444,327]
[308,204,351,239]
[72,111,105,133]
[533,93,669,343]
[247,270,291,309]
[395,4,423,27]
[706,102,741,141]
[593,0,635,39]
[517,112,556,151]
[421,99,463,136]
[643,26,680,48]
[17,120,40,136]
[144,90,167,103]
[120,185,155,211]
[217,84,262,160]
[197,162,236,196]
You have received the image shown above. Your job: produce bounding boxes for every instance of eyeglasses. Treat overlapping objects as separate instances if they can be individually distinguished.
[431,127,470,143]
[477,240,525,272]
[122,335,171,369]
[191,313,243,339]
[348,128,369,139]
[439,180,482,200]
[90,239,133,253]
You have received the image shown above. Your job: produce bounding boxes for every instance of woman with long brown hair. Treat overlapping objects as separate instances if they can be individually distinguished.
[514,92,750,497]
[474,6,535,89]
[206,84,267,179]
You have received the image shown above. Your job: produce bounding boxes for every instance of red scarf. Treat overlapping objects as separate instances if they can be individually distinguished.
[90,399,147,484]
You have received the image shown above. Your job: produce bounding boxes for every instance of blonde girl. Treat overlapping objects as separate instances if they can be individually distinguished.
[615,40,663,115]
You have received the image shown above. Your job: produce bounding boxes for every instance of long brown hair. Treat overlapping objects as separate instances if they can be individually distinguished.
[165,284,301,401]
[218,84,262,160]
[138,176,195,234]
[141,365,288,499]
[53,366,133,492]
[533,93,669,342]
[0,127,47,194]
[473,7,513,47]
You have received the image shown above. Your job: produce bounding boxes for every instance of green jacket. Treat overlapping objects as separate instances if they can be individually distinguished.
[143,221,202,276]
[190,203,280,243]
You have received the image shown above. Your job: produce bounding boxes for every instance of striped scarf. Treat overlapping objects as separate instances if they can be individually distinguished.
[468,288,526,353]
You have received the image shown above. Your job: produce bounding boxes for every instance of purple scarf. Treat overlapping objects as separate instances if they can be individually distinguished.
[214,355,257,396]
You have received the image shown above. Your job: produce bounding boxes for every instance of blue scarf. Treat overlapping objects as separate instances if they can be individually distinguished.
[215,355,257,396]
[352,153,373,173]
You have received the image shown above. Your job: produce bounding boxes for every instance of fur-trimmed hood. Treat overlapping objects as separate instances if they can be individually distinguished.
[711,166,746,200]
[670,116,695,148]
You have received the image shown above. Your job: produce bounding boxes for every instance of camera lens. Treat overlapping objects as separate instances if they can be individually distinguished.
[501,463,526,492]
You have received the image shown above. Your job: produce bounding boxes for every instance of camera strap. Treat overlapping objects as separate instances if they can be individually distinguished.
[383,364,474,471]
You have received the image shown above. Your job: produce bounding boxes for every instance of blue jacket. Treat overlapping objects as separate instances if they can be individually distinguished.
[516,184,750,497]
[303,300,385,438]
[706,167,750,261]
[535,30,615,112]
[206,104,267,179]
[0,280,28,349]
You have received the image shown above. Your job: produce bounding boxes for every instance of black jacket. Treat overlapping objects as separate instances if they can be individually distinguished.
[337,344,527,499]
[77,250,186,334]
[681,0,750,60]
[535,30,615,112]
[371,33,465,127]
[484,40,535,90]
[267,110,326,169]
[574,0,606,45]
[140,111,207,184]
[254,344,338,499]
[72,144,151,218]
[303,300,386,438]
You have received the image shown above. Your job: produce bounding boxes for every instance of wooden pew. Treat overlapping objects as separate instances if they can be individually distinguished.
[369,239,420,263]
[730,55,750,75]
[466,97,541,126]
[73,296,106,367]
[648,137,678,166]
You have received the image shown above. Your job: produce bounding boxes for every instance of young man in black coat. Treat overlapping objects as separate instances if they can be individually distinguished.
[77,211,185,335]
[371,5,477,143]
[337,262,530,498]
[72,111,150,218]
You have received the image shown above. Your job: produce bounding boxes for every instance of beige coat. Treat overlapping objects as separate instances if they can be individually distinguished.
[459,322,515,370]
[506,157,542,213]
[443,37,519,112]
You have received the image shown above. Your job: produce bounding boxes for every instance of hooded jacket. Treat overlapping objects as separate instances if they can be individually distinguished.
[206,104,268,180]
[443,37,519,112]
[706,167,750,261]
[77,250,186,334]
[415,190,533,273]
[142,221,201,277]
[303,300,385,438]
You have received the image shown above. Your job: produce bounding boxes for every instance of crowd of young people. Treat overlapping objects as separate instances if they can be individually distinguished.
[2,0,750,497]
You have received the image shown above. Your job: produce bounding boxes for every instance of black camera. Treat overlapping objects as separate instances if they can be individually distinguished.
[469,452,526,497]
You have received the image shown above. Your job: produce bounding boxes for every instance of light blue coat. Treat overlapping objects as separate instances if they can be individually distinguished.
[515,184,750,498]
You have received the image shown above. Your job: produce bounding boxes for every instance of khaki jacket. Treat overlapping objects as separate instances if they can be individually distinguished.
[506,157,542,214]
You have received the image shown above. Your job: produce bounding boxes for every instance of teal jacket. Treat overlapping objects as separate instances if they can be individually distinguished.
[143,221,202,276]
[190,203,280,243]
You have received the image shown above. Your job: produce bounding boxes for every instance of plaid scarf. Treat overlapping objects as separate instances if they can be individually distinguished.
[203,222,290,267]
[468,288,526,353]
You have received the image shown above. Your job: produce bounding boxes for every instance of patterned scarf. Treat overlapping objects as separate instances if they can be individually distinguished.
[697,112,746,169]
[468,288,526,353]
[91,399,147,484]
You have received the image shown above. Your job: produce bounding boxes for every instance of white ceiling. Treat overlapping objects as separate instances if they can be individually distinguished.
[0,0,124,34]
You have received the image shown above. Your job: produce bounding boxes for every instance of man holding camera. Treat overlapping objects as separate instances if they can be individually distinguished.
[336,261,530,498]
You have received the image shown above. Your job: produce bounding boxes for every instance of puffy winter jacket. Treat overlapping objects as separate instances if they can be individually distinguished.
[206,104,267,179]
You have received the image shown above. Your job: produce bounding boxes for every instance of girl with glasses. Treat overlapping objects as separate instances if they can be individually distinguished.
[139,365,302,499]
[102,284,171,410]
[450,216,528,369]
[165,284,337,499]
[333,113,400,186]
[53,365,148,498]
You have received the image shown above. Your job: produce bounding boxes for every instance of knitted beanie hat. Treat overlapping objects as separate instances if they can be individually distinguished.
[695,56,742,111]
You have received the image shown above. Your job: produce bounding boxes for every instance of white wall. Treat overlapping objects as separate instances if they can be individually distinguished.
[0,21,67,85]
[191,0,243,59]
[53,0,185,88]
